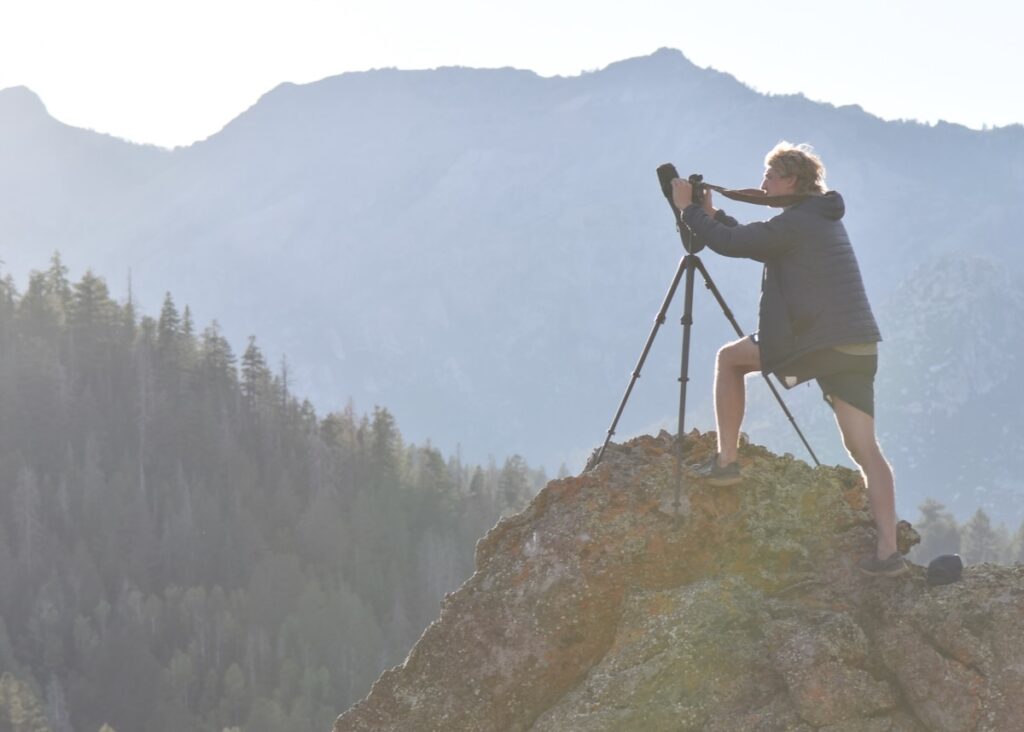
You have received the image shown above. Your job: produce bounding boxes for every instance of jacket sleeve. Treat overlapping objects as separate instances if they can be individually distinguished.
[682,204,798,263]
[714,209,739,227]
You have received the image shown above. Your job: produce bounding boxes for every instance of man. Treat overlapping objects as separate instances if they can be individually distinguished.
[670,142,906,577]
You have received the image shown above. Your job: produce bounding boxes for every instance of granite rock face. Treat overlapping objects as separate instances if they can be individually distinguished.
[334,432,1024,732]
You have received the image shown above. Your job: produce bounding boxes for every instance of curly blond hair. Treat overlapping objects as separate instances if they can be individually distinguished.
[765,142,827,195]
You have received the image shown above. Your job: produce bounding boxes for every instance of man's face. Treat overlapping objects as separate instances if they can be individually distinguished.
[761,167,797,197]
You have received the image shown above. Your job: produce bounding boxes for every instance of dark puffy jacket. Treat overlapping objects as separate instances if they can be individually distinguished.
[681,192,881,375]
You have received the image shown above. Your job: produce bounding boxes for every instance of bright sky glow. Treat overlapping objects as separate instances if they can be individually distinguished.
[2,0,1021,148]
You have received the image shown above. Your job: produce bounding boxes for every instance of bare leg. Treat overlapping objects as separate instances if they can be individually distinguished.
[831,396,898,559]
[714,337,761,465]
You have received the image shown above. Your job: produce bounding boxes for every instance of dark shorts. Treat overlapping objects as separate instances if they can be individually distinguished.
[749,335,877,418]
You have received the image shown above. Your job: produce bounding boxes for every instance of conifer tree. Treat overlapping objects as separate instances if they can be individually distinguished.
[18,271,63,343]
[961,508,1002,565]
[1005,521,1024,565]
[122,271,137,343]
[240,336,269,408]
[45,252,72,321]
[70,271,113,332]
[498,455,531,513]
[909,498,961,563]
[157,293,180,346]
[181,306,194,343]
[70,272,117,393]
[468,467,485,500]
[156,293,184,389]
[200,322,237,391]
[370,407,401,491]
[0,274,17,351]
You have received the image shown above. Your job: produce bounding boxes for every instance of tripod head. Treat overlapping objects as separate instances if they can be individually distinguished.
[656,163,705,254]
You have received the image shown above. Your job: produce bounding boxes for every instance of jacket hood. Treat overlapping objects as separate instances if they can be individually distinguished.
[804,190,845,220]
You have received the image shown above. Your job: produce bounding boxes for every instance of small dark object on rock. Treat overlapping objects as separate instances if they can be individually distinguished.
[927,554,963,586]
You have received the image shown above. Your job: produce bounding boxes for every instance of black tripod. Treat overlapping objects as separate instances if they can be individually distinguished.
[591,165,819,516]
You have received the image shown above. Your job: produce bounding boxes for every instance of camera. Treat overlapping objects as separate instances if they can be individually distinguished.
[687,173,705,205]
[656,163,705,207]
[655,163,706,255]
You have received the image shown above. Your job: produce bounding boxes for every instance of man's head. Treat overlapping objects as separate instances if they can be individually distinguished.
[762,142,827,196]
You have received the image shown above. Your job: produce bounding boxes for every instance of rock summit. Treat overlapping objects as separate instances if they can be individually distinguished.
[336,432,1024,731]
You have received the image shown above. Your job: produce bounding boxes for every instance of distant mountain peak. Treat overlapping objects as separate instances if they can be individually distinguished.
[0,85,49,119]
[594,46,700,77]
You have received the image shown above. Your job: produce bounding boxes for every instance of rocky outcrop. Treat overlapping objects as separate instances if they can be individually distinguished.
[334,432,1024,731]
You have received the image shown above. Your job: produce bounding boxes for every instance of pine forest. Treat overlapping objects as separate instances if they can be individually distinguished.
[0,255,544,732]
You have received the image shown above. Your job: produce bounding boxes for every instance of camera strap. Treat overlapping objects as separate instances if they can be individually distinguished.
[704,184,811,208]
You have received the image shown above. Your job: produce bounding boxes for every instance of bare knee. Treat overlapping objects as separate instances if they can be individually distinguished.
[832,397,885,469]
[715,346,732,372]
[843,435,884,470]
[716,339,760,374]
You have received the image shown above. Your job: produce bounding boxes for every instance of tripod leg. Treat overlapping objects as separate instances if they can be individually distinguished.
[592,255,688,467]
[677,257,696,441]
[693,257,820,467]
[672,255,698,517]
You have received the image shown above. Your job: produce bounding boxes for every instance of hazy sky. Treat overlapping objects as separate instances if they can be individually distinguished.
[2,0,1021,148]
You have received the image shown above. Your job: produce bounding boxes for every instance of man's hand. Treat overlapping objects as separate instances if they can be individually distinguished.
[672,179,718,219]
[702,189,716,218]
[671,178,692,209]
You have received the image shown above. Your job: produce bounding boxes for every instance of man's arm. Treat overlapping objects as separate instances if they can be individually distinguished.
[681,204,797,263]
[714,209,738,227]
[703,189,738,227]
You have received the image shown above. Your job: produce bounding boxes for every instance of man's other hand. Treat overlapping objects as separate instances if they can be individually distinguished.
[702,189,716,218]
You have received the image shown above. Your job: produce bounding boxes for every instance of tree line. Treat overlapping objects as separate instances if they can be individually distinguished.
[909,498,1024,567]
[0,255,546,732]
